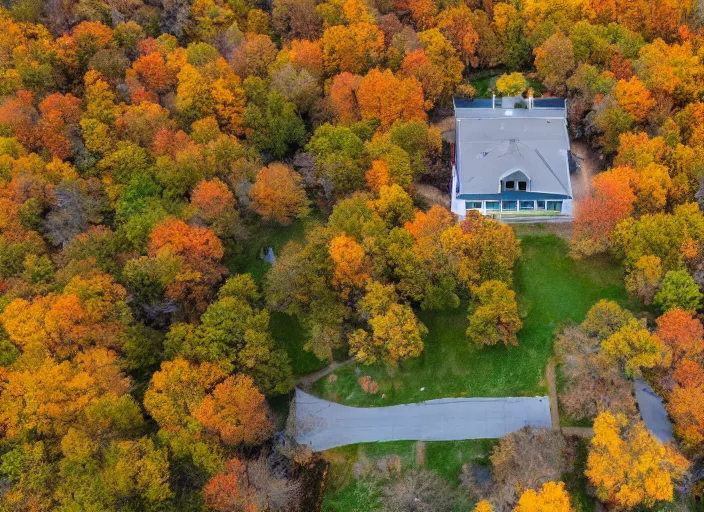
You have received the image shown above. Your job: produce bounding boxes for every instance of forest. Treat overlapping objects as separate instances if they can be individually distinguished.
[0,0,704,510]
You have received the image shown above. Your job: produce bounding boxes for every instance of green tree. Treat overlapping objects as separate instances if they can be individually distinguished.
[654,270,702,312]
[467,280,522,347]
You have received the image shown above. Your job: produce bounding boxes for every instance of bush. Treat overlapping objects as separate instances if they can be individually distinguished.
[495,72,528,97]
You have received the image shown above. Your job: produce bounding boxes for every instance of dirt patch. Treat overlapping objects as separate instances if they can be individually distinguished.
[414,183,451,209]
[570,139,605,201]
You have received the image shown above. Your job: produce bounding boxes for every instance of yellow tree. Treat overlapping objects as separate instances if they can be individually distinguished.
[320,23,385,75]
[473,501,494,512]
[601,319,668,377]
[466,280,522,347]
[514,481,574,512]
[349,302,426,365]
[585,412,689,509]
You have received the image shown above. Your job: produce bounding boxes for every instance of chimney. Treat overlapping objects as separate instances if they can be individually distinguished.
[492,92,495,109]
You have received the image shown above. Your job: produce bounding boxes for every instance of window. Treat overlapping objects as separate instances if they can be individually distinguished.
[485,201,500,211]
[518,181,527,191]
[465,201,482,209]
[504,180,515,190]
[502,200,517,211]
[520,201,534,210]
[546,201,563,212]
[537,200,546,210]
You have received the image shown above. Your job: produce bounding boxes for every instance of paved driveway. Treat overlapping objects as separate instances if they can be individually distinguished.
[294,389,552,451]
[634,378,674,443]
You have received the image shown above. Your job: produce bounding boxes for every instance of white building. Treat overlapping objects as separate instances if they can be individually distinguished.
[451,96,573,220]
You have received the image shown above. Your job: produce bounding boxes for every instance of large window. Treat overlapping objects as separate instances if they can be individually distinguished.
[504,180,515,190]
[518,181,527,191]
[502,200,517,211]
[485,201,500,211]
[546,201,563,212]
[465,201,482,209]
[537,200,546,210]
[520,200,534,210]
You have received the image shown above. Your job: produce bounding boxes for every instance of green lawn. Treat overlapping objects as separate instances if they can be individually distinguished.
[322,439,495,512]
[314,233,639,406]
[468,71,546,98]
[226,213,325,283]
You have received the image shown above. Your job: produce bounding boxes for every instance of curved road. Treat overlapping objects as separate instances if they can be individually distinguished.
[294,389,552,452]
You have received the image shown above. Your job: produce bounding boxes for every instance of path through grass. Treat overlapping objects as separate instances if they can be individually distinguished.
[314,233,639,406]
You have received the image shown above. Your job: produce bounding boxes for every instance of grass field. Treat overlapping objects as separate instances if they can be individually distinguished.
[313,233,639,406]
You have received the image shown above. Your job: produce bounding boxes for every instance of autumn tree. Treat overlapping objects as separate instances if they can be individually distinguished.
[382,470,458,512]
[655,309,704,365]
[533,31,575,95]
[147,217,227,317]
[190,178,245,239]
[435,5,480,67]
[466,280,522,347]
[329,233,370,299]
[571,166,637,257]
[356,68,427,129]
[668,359,704,453]
[229,32,278,79]
[614,76,656,124]
[193,374,275,446]
[555,324,637,421]
[514,481,574,512]
[1,273,131,359]
[624,255,662,304]
[601,318,668,377]
[320,22,385,75]
[204,453,301,512]
[473,501,494,512]
[399,50,444,109]
[0,349,134,441]
[586,412,688,509]
[164,274,292,395]
[37,93,82,160]
[462,427,568,511]
[249,163,310,225]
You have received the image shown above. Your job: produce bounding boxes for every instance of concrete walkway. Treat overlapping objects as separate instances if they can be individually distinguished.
[294,389,551,452]
[634,378,674,443]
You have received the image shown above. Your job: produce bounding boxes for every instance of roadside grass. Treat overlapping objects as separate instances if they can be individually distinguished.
[321,439,495,512]
[314,233,639,406]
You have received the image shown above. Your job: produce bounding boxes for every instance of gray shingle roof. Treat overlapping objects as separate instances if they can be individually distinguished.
[454,98,572,198]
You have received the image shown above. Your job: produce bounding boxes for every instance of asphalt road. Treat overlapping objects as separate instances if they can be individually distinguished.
[294,389,552,451]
